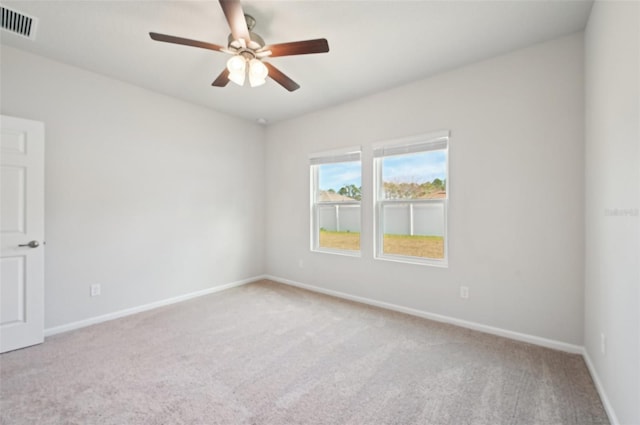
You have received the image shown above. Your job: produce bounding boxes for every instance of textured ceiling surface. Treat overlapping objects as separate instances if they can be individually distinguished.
[0,0,593,124]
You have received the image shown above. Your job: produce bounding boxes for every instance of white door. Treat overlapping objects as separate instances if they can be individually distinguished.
[0,115,45,353]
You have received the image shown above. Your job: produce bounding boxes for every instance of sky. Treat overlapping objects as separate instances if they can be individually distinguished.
[382,150,446,184]
[319,161,361,191]
[318,150,446,191]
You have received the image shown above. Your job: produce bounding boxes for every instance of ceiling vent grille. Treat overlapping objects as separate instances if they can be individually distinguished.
[1,5,37,40]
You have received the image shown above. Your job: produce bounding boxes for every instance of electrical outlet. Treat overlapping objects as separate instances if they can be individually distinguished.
[298,259,304,268]
[600,333,606,355]
[460,286,469,299]
[90,284,101,297]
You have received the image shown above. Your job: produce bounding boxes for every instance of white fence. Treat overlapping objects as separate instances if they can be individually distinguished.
[318,202,444,237]
[382,203,444,237]
[318,204,360,232]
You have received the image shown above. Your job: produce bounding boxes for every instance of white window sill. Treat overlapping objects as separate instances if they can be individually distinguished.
[374,253,448,268]
[311,248,362,258]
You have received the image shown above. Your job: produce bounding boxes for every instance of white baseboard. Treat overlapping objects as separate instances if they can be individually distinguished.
[44,275,265,337]
[582,348,620,425]
[265,274,583,354]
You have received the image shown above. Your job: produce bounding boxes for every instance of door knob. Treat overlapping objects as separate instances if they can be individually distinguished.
[18,240,40,248]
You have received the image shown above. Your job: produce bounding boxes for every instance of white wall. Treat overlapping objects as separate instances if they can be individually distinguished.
[265,33,585,345]
[1,46,265,329]
[584,2,640,424]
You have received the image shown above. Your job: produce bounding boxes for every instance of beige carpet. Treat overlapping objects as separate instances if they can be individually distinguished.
[0,280,608,425]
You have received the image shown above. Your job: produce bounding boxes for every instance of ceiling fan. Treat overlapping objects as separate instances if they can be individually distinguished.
[149,0,329,92]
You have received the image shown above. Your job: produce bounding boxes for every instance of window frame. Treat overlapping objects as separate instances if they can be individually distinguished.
[373,131,450,267]
[309,146,362,257]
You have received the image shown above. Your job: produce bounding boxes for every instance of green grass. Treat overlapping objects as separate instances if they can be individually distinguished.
[319,230,360,251]
[319,230,444,259]
[381,233,444,259]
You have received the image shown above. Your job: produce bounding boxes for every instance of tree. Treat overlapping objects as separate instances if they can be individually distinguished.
[338,184,361,200]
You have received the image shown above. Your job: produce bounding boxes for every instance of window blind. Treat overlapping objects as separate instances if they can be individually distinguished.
[309,146,361,165]
[373,131,449,158]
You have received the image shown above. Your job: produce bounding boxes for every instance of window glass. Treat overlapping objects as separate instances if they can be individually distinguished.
[311,155,361,254]
[374,135,448,265]
[381,150,446,200]
[381,202,445,259]
[318,162,362,202]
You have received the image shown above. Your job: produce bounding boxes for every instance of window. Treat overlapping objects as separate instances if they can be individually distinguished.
[374,132,449,266]
[310,147,362,255]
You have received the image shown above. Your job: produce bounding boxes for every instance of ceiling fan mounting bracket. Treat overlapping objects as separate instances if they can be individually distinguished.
[244,14,256,31]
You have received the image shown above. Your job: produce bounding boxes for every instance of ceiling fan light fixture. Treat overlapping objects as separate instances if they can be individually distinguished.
[228,70,245,86]
[248,58,268,87]
[150,0,330,92]
[226,54,246,73]
[226,55,247,86]
[249,75,266,87]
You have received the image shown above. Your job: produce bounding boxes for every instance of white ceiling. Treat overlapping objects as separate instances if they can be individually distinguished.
[1,0,593,124]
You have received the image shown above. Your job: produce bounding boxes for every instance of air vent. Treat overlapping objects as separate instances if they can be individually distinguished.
[1,5,37,40]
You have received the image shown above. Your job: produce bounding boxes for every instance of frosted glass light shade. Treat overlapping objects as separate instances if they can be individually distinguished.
[228,70,245,86]
[227,55,246,73]
[248,58,268,87]
[227,55,246,86]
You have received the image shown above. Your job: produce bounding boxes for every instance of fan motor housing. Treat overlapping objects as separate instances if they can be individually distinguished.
[227,31,265,51]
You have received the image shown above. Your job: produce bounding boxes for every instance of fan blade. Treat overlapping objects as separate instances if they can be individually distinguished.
[219,0,250,43]
[212,69,230,87]
[263,39,329,57]
[264,62,300,92]
[149,32,225,52]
